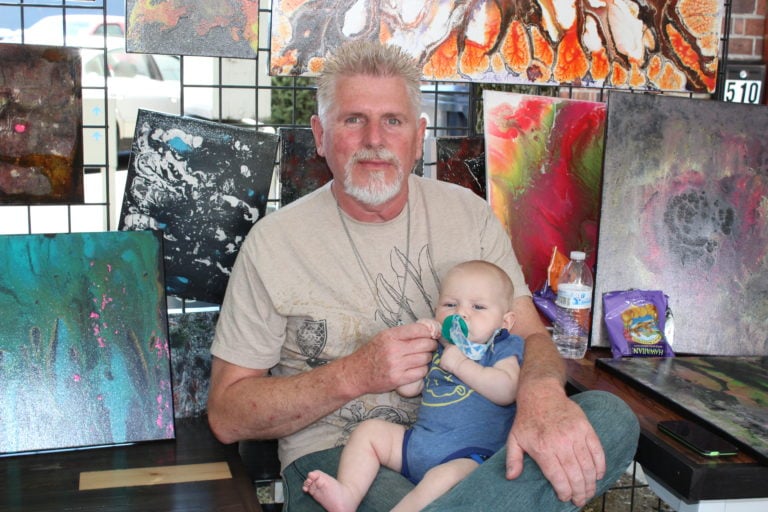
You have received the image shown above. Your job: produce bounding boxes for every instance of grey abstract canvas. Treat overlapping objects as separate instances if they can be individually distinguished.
[593,92,768,356]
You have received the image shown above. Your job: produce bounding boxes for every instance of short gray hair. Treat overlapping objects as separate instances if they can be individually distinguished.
[316,40,422,122]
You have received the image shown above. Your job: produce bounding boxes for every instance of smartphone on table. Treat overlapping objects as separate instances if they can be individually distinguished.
[657,419,738,457]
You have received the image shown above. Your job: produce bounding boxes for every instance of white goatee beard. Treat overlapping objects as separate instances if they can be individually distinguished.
[343,148,406,206]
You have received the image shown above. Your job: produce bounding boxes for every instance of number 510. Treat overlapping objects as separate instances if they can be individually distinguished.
[724,79,762,104]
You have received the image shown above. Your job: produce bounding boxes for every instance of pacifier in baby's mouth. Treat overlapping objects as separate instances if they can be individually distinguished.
[441,314,489,361]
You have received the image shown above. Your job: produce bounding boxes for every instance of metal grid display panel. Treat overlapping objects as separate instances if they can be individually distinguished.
[0,2,735,508]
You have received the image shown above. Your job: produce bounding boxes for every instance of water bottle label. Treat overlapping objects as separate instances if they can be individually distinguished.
[556,284,592,309]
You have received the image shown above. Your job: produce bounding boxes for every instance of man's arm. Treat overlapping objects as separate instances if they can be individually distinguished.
[207,322,437,444]
[504,296,606,507]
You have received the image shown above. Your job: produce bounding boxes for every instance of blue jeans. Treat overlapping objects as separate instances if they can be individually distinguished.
[282,390,639,511]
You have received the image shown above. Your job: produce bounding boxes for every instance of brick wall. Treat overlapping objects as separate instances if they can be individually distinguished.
[728,0,767,61]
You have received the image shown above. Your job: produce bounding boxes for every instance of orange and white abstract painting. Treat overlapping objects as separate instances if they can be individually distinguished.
[270,0,724,93]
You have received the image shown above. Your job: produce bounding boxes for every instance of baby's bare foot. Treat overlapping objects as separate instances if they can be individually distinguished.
[303,470,358,512]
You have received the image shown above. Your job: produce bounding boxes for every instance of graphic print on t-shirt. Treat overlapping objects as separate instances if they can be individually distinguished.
[296,318,328,367]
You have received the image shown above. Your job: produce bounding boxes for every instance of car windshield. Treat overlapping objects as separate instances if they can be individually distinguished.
[107,51,154,78]
[66,19,98,35]
[153,54,181,81]
[96,23,124,37]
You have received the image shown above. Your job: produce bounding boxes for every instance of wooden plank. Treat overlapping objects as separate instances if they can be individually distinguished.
[79,462,232,491]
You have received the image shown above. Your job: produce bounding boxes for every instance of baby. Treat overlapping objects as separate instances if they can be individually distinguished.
[303,259,525,512]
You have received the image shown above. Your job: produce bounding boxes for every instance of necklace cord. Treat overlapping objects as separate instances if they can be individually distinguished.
[336,200,411,326]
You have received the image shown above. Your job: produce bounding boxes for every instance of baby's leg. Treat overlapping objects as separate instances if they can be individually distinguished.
[303,419,406,512]
[391,458,478,512]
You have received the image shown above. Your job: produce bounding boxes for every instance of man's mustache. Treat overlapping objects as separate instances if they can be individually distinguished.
[350,148,400,167]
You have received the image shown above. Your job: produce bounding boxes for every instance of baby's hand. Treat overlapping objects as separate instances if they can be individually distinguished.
[416,318,441,339]
[438,343,467,374]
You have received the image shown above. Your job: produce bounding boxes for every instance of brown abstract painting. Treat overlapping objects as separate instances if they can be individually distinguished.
[0,43,83,204]
[270,0,723,93]
[484,90,606,293]
[593,92,768,356]
[126,0,259,58]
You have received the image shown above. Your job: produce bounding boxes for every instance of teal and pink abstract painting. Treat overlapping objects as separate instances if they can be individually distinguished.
[484,90,606,293]
[592,92,768,356]
[0,231,174,455]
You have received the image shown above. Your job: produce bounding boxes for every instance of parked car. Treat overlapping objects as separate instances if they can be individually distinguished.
[1,14,125,44]
[80,37,183,154]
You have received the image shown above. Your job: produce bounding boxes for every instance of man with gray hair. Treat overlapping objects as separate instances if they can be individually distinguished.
[208,40,638,511]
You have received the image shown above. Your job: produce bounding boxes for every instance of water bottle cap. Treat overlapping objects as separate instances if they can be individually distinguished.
[570,251,586,260]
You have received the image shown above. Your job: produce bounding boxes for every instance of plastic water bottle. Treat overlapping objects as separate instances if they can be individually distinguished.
[553,251,593,359]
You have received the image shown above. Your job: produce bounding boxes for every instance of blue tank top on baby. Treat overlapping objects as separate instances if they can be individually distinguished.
[401,329,525,483]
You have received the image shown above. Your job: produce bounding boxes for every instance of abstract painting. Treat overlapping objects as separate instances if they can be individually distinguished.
[278,127,332,206]
[0,43,83,204]
[598,356,768,464]
[269,0,723,93]
[484,90,606,293]
[119,110,278,305]
[126,0,259,58]
[592,92,768,356]
[436,136,485,198]
[0,231,173,455]
[168,311,217,419]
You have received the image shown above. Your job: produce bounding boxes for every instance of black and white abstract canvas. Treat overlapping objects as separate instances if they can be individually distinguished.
[119,110,278,304]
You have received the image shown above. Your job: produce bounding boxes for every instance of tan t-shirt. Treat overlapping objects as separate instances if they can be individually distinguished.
[211,174,530,470]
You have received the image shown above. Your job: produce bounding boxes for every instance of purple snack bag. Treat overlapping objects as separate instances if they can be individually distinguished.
[603,289,675,359]
[533,284,559,323]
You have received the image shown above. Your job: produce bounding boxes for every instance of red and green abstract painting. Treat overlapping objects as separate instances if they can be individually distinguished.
[0,231,173,455]
[484,90,606,293]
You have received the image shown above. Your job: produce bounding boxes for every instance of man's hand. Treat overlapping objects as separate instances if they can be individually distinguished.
[505,385,605,507]
[343,322,437,395]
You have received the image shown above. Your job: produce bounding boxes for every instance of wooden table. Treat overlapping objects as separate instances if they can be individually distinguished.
[566,349,768,511]
[0,417,262,512]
